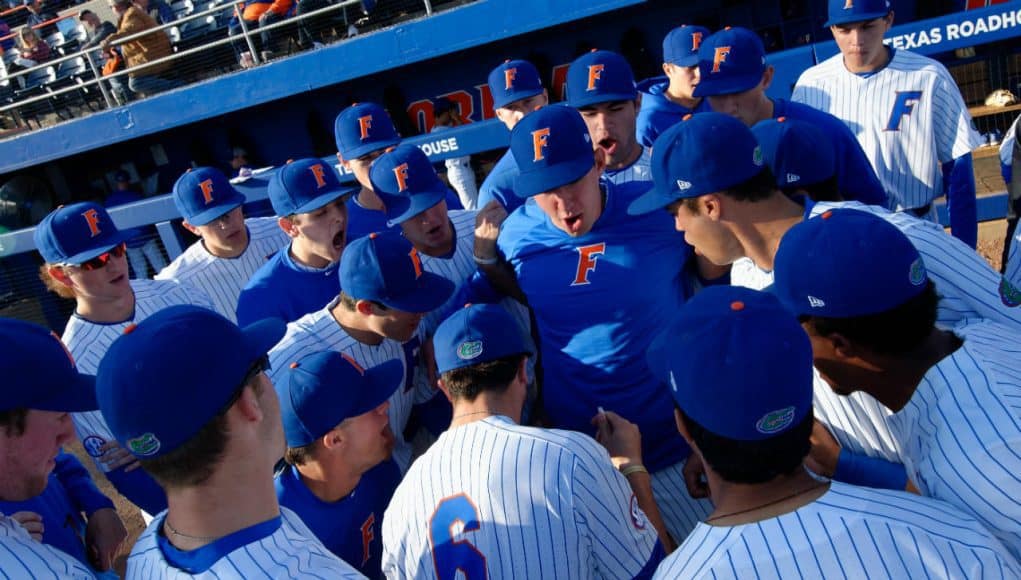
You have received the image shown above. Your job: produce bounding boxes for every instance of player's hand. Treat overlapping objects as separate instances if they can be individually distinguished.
[99,440,141,472]
[592,410,643,470]
[85,507,126,571]
[474,200,507,261]
[682,453,710,500]
[805,419,840,478]
[10,511,43,541]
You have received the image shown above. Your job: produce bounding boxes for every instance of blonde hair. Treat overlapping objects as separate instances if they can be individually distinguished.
[39,264,77,299]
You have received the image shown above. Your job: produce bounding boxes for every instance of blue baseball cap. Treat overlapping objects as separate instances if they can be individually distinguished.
[434,303,533,375]
[34,202,130,266]
[340,231,455,313]
[648,286,813,441]
[663,24,711,67]
[510,105,594,198]
[825,0,891,27]
[772,209,928,318]
[693,27,767,98]
[96,305,285,460]
[370,144,450,226]
[566,49,638,108]
[629,112,765,215]
[279,350,402,448]
[0,318,97,413]
[334,102,401,160]
[488,59,544,110]
[751,117,836,189]
[268,158,354,217]
[172,167,246,226]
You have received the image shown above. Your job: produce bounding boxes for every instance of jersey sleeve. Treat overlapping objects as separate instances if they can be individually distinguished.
[54,452,115,515]
[236,286,278,327]
[570,439,661,578]
[933,68,983,163]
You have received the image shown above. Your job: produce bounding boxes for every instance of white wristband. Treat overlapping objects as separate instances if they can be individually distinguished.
[473,254,499,265]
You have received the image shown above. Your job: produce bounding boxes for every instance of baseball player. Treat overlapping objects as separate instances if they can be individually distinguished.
[1000,115,1021,295]
[629,113,1021,485]
[793,0,983,246]
[648,285,1021,578]
[773,209,1021,559]
[276,350,403,577]
[382,304,667,578]
[430,98,478,210]
[476,59,549,214]
[0,318,109,579]
[155,166,288,322]
[635,24,712,148]
[267,231,455,472]
[35,202,216,517]
[236,158,354,326]
[473,105,712,541]
[94,305,363,578]
[335,102,461,243]
[751,116,844,202]
[695,26,888,207]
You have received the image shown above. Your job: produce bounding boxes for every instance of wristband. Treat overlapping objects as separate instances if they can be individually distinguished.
[833,449,908,490]
[620,464,648,477]
[473,254,498,265]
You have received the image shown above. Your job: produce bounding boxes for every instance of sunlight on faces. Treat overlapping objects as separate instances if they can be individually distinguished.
[831,14,894,73]
[0,410,74,501]
[281,199,348,267]
[534,163,604,238]
[663,63,700,99]
[357,300,427,343]
[578,100,640,170]
[343,149,386,191]
[495,91,549,131]
[667,196,744,266]
[186,207,248,258]
[49,250,132,303]
[337,400,393,469]
[400,200,453,255]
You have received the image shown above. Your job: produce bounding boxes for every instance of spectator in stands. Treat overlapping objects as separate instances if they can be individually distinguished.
[294,0,327,50]
[23,0,56,31]
[430,97,478,209]
[79,10,116,49]
[230,145,253,176]
[104,169,167,278]
[101,0,180,97]
[134,0,173,26]
[10,27,51,72]
[0,18,12,52]
[236,0,293,59]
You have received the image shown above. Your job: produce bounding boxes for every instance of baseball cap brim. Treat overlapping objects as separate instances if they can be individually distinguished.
[342,137,400,162]
[290,185,357,216]
[380,271,455,313]
[569,89,639,109]
[825,9,889,27]
[513,156,594,199]
[61,230,132,266]
[628,184,682,216]
[692,71,763,98]
[240,316,288,367]
[352,359,404,417]
[493,87,544,110]
[31,372,98,413]
[667,55,699,67]
[385,189,447,227]
[185,191,246,226]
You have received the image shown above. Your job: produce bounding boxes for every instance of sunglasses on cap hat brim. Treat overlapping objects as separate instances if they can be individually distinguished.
[60,242,127,271]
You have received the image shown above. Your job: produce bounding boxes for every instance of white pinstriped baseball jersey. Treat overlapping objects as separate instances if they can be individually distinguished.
[792,49,982,211]
[0,514,95,579]
[731,200,1021,463]
[155,217,288,322]
[381,415,661,579]
[62,279,215,473]
[601,148,652,188]
[1006,236,1021,306]
[887,321,1021,559]
[653,481,1020,579]
[267,303,416,472]
[417,210,478,336]
[125,507,363,578]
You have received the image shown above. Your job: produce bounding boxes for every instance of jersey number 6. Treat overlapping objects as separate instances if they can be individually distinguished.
[429,493,487,579]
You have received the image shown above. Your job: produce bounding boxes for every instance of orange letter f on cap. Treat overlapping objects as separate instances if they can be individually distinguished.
[309,164,328,188]
[358,115,373,140]
[393,163,410,192]
[82,208,102,237]
[532,127,551,162]
[586,64,604,91]
[198,179,215,204]
[504,67,517,90]
[712,47,731,73]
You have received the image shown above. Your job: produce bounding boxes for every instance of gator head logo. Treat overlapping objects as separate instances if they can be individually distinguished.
[909,257,926,286]
[1000,277,1021,307]
[755,406,796,435]
[457,340,484,361]
[126,433,161,457]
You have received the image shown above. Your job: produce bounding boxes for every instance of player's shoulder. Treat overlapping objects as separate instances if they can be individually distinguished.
[245,215,283,238]
[890,48,948,75]
[0,514,95,579]
[241,246,290,290]
[276,507,365,577]
[481,417,614,467]
[155,241,214,280]
[497,201,550,255]
[270,307,334,355]
[448,209,479,235]
[796,52,846,84]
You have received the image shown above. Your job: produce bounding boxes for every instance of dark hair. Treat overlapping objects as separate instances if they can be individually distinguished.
[337,291,387,312]
[782,175,843,203]
[799,280,938,356]
[440,355,525,402]
[678,168,779,214]
[139,359,267,489]
[678,406,812,484]
[78,9,94,20]
[284,440,320,466]
[0,408,28,437]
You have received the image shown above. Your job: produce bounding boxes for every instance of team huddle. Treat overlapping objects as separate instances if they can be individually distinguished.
[4,0,1021,577]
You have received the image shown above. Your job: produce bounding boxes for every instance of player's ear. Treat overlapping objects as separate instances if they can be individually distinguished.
[701,193,723,220]
[760,66,774,91]
[827,332,858,360]
[46,265,74,288]
[277,215,299,238]
[181,220,201,237]
[436,378,453,403]
[674,408,693,443]
[662,62,671,76]
[354,299,376,317]
[322,427,344,450]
